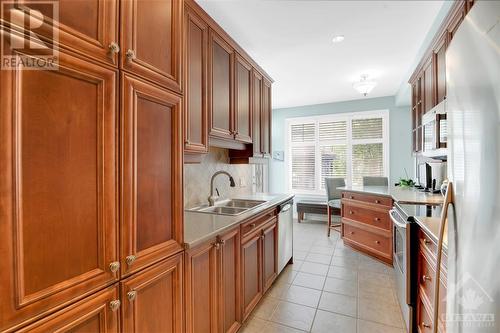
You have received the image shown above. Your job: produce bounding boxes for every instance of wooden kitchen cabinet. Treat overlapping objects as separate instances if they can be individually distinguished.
[121,73,184,277]
[2,0,119,66]
[120,0,182,93]
[241,231,263,320]
[262,220,278,292]
[185,227,241,333]
[422,57,434,114]
[261,78,272,156]
[434,35,447,104]
[121,253,184,333]
[252,70,263,156]
[209,30,234,140]
[0,47,119,332]
[16,285,120,333]
[184,4,209,154]
[234,53,253,143]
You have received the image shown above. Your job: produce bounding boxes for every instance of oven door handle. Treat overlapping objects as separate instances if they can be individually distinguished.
[389,209,407,229]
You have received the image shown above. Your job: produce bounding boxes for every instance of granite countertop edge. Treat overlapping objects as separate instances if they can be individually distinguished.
[183,193,294,249]
[412,215,448,254]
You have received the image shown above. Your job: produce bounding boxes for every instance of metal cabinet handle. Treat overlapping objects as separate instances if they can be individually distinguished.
[423,238,431,244]
[214,242,220,249]
[126,255,136,266]
[349,211,354,214]
[250,223,256,228]
[261,235,265,240]
[109,300,121,311]
[422,275,432,282]
[108,42,120,54]
[350,196,354,199]
[375,200,380,204]
[349,231,354,235]
[422,322,431,328]
[109,261,120,273]
[126,49,136,61]
[127,290,137,301]
[374,217,381,222]
[374,240,380,244]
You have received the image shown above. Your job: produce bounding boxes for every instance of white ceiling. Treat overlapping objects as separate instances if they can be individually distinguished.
[196,0,444,109]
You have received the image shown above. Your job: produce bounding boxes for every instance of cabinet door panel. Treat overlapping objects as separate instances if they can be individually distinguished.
[262,220,278,292]
[185,240,218,333]
[121,74,183,276]
[17,286,119,333]
[252,70,263,156]
[422,58,434,113]
[209,31,234,140]
[261,79,272,155]
[241,233,262,320]
[184,5,209,153]
[121,0,182,92]
[219,228,241,333]
[121,254,184,333]
[435,36,447,104]
[0,47,118,332]
[234,54,252,143]
[1,0,118,65]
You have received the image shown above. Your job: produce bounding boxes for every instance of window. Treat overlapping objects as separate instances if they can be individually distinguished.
[286,110,389,195]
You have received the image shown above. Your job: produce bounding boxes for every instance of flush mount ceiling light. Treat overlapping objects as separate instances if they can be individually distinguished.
[331,35,345,43]
[353,74,377,96]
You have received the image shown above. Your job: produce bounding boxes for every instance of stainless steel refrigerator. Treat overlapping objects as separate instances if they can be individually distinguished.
[445,1,500,332]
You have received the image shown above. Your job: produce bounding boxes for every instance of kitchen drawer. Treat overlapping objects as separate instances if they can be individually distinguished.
[343,224,391,258]
[241,208,276,237]
[418,250,436,305]
[342,203,391,230]
[342,191,392,207]
[417,296,434,333]
[419,229,438,258]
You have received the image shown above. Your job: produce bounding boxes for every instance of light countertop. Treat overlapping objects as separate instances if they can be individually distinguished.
[413,215,448,252]
[340,185,444,205]
[184,193,294,248]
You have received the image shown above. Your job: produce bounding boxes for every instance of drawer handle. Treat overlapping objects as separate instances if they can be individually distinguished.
[374,240,380,244]
[250,223,256,228]
[349,211,354,214]
[423,239,432,244]
[109,261,120,273]
[127,290,137,301]
[375,200,380,204]
[350,196,354,199]
[109,300,121,311]
[349,231,354,235]
[422,322,431,328]
[374,217,381,222]
[422,275,432,282]
[126,255,136,266]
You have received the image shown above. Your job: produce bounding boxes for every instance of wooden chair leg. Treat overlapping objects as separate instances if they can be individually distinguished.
[327,205,331,237]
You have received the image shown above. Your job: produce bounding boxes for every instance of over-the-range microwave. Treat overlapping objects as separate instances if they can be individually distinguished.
[422,100,447,159]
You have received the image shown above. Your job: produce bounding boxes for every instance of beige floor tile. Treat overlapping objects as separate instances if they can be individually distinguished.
[277,267,297,284]
[318,291,357,317]
[311,309,357,333]
[292,272,326,290]
[293,250,308,261]
[282,285,322,307]
[357,319,406,333]
[239,317,269,333]
[323,277,358,296]
[313,238,338,248]
[358,270,392,288]
[290,259,304,272]
[309,246,335,255]
[267,282,290,299]
[327,265,358,281]
[358,260,391,274]
[358,284,398,305]
[264,322,307,333]
[331,255,359,268]
[358,297,404,328]
[253,296,280,320]
[299,261,330,276]
[305,252,332,265]
[270,301,316,331]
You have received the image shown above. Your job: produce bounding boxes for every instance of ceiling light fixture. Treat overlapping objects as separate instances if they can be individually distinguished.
[353,74,377,96]
[331,35,345,43]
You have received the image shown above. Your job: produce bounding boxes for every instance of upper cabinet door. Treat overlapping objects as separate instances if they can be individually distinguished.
[1,0,119,66]
[120,0,182,93]
[422,57,434,113]
[434,35,447,104]
[0,48,118,332]
[234,53,252,143]
[184,5,209,153]
[209,30,234,140]
[252,70,263,156]
[121,73,183,277]
[261,78,272,156]
[121,254,184,333]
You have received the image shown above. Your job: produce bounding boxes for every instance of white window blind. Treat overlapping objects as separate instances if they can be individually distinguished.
[287,111,389,194]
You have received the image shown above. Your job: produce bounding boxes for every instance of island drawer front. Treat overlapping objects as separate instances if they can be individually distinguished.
[343,224,391,257]
[342,191,392,207]
[419,228,438,258]
[342,203,391,230]
[418,250,436,305]
[241,208,276,237]
[417,296,434,333]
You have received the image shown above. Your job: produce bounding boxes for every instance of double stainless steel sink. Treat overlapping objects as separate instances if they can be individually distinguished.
[187,199,266,216]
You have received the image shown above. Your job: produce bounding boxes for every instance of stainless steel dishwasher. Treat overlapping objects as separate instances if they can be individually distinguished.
[277,199,293,273]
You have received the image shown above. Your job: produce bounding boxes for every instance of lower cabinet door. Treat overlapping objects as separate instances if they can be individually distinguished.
[121,254,184,333]
[17,285,120,333]
[185,239,218,333]
[262,220,278,292]
[219,228,242,333]
[241,232,263,320]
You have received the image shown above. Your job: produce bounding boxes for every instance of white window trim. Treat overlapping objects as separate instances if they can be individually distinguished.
[285,109,390,196]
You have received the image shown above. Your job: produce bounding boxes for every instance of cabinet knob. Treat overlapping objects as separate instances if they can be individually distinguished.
[374,217,381,222]
[422,322,431,328]
[126,49,136,61]
[214,242,220,250]
[109,261,120,273]
[423,239,431,244]
[108,42,120,54]
[375,240,380,244]
[109,300,121,311]
[349,231,354,235]
[349,211,354,214]
[375,200,380,204]
[422,275,432,282]
[127,290,137,301]
[126,255,136,266]
[250,223,256,228]
[350,196,354,199]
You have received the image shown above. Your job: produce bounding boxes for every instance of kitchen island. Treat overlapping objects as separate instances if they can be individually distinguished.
[339,185,444,205]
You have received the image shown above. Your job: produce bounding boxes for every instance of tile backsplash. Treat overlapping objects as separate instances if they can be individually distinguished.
[184,147,256,208]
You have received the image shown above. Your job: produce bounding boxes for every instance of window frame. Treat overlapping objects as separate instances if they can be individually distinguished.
[285,109,390,197]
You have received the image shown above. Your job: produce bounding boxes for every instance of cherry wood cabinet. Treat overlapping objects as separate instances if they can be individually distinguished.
[209,30,234,141]
[261,78,272,156]
[2,0,119,66]
[121,73,184,277]
[234,53,253,143]
[185,227,241,333]
[16,285,120,333]
[252,70,263,156]
[120,0,182,93]
[184,4,209,154]
[434,35,447,104]
[0,48,119,332]
[262,220,278,292]
[422,57,434,114]
[121,253,184,333]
